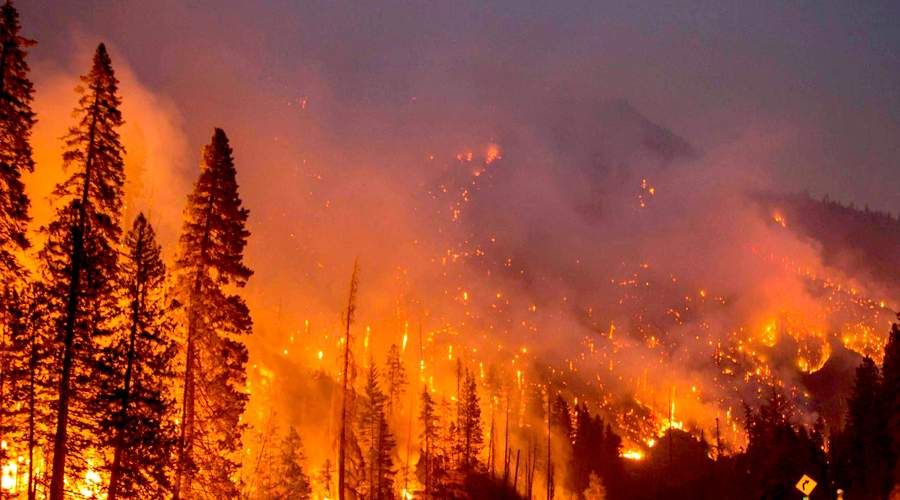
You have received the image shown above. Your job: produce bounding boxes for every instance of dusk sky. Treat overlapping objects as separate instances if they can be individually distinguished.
[20,0,900,213]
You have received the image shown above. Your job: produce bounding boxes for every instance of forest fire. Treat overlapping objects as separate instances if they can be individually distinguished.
[0,1,899,499]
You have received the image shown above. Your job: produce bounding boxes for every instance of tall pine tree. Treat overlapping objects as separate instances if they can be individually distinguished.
[273,426,312,499]
[174,128,252,499]
[337,260,360,500]
[459,368,483,471]
[102,214,178,499]
[360,362,396,500]
[384,343,407,419]
[740,387,828,499]
[40,43,126,500]
[0,284,51,500]
[881,321,900,496]
[841,357,890,498]
[417,385,447,496]
[0,0,35,279]
[0,0,36,466]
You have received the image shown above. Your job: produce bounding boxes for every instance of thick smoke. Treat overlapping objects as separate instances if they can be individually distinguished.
[27,41,191,252]
[18,3,899,487]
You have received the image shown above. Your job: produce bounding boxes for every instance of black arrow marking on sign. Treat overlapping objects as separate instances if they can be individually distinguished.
[801,479,810,490]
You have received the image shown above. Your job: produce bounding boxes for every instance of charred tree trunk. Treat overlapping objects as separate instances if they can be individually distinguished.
[503,393,510,484]
[337,304,350,500]
[174,185,216,500]
[173,269,203,500]
[488,412,495,477]
[513,448,520,494]
[27,310,38,500]
[546,387,552,500]
[337,261,358,500]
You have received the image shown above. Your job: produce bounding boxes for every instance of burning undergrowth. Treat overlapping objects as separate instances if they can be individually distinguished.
[239,94,896,495]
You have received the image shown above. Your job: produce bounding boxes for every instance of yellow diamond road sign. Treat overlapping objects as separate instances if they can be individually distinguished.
[795,474,817,495]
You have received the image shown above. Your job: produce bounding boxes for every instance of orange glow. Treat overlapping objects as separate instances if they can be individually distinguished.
[10,31,894,497]
[772,212,787,227]
[485,143,502,164]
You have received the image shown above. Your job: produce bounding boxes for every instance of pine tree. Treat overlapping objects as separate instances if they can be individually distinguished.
[318,459,334,499]
[599,422,622,492]
[0,284,51,500]
[337,260,359,500]
[582,472,606,500]
[40,43,126,500]
[0,287,24,457]
[741,386,827,499]
[570,405,625,496]
[384,343,407,419]
[459,368,483,470]
[436,397,457,492]
[374,408,396,498]
[454,358,462,469]
[101,214,178,499]
[881,321,900,495]
[840,357,889,497]
[174,128,253,499]
[360,362,396,499]
[246,419,279,498]
[345,424,367,499]
[273,426,312,500]
[570,404,595,494]
[337,366,367,500]
[417,386,439,495]
[0,0,36,474]
[0,0,35,280]
[550,394,574,494]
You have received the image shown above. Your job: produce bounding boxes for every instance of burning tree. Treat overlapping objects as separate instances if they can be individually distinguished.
[0,284,51,499]
[830,323,900,499]
[459,367,483,471]
[272,426,312,499]
[40,42,126,500]
[337,260,359,500]
[174,128,253,499]
[244,414,279,497]
[739,387,828,499]
[359,362,396,500]
[417,385,446,495]
[317,459,334,499]
[100,214,178,499]
[569,404,622,497]
[383,343,407,419]
[583,472,606,500]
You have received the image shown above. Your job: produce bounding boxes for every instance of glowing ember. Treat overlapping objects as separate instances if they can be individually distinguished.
[772,212,787,227]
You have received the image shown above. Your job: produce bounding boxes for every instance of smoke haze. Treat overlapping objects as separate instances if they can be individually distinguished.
[16,0,900,481]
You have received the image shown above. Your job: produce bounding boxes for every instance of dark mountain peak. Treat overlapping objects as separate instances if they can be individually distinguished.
[597,98,697,162]
[523,95,696,176]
